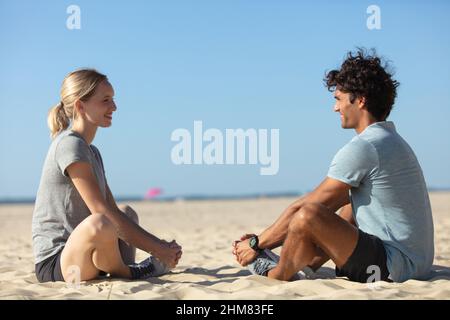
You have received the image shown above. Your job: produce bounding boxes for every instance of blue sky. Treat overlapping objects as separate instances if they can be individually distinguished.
[1,0,449,199]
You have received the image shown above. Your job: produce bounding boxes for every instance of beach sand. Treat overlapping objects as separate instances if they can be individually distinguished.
[0,192,449,300]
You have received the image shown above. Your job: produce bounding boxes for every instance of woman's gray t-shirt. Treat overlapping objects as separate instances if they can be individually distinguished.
[32,130,107,264]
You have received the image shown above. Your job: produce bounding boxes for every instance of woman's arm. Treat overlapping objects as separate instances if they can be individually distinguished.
[66,161,181,267]
[104,182,180,249]
[105,182,120,212]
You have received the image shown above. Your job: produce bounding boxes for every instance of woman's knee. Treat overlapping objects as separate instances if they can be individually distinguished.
[119,204,139,224]
[84,214,116,240]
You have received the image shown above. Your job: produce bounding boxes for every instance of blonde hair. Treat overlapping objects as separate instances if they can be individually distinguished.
[47,69,107,138]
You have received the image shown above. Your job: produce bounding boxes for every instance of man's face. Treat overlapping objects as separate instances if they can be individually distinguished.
[333,89,361,129]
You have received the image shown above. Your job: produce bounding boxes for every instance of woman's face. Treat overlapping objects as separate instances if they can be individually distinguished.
[78,80,117,128]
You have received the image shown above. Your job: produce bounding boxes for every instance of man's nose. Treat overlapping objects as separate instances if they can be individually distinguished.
[333,103,339,112]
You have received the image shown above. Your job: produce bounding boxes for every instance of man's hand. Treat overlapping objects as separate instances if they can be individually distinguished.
[232,233,254,256]
[232,234,259,266]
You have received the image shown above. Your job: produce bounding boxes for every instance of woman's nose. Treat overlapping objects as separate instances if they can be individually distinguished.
[112,102,117,111]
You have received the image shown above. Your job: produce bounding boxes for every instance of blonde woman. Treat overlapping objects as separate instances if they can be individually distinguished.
[32,69,182,283]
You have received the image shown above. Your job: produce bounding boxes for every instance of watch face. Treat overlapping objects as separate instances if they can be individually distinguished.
[249,237,257,248]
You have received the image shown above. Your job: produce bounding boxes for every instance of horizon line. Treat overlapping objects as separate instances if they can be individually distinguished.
[1,187,450,205]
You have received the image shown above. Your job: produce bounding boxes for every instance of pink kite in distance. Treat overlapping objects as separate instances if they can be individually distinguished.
[144,187,163,200]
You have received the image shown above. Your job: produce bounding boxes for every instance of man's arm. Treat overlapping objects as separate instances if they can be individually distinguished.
[233,177,352,266]
[258,177,351,249]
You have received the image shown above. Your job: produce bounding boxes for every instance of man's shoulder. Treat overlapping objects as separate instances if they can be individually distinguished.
[339,135,377,156]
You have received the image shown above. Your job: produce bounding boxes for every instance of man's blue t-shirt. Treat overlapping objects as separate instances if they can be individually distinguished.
[327,121,434,282]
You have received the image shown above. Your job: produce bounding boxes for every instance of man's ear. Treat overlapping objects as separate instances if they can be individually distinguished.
[357,96,366,110]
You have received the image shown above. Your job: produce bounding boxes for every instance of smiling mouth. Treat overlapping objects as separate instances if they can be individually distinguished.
[105,115,113,120]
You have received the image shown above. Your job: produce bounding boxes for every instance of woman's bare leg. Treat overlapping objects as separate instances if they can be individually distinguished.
[60,214,131,282]
[118,205,139,265]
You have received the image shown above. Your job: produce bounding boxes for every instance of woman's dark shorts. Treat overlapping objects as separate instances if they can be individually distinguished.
[335,229,392,283]
[35,248,65,283]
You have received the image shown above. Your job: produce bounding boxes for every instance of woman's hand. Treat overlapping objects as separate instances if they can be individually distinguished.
[153,239,182,268]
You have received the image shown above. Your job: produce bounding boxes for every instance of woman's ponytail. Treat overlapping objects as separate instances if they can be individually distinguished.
[47,101,70,139]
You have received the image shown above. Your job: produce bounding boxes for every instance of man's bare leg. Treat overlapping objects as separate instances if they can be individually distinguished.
[307,203,355,271]
[258,196,308,250]
[267,203,358,281]
[258,202,354,271]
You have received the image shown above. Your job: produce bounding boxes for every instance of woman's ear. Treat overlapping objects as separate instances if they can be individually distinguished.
[74,100,84,116]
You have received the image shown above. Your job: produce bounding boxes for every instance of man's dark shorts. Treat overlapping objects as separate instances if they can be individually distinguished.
[335,229,392,283]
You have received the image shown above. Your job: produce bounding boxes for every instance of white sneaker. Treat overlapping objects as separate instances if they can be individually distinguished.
[250,249,315,280]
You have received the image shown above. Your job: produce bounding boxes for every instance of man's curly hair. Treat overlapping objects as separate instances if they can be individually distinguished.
[324,48,400,121]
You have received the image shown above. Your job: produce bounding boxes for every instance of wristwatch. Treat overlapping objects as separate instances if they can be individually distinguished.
[249,235,262,252]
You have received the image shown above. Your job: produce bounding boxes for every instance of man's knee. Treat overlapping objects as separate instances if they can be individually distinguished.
[119,204,139,224]
[289,203,322,233]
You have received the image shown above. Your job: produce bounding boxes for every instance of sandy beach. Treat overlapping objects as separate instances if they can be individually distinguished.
[0,192,449,300]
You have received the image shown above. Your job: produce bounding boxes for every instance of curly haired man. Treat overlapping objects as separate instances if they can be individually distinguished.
[232,48,434,283]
